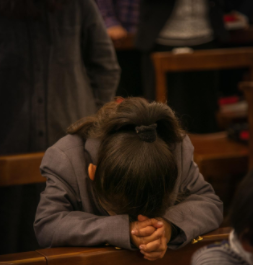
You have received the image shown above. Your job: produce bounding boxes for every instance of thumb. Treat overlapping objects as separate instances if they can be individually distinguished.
[152,219,164,229]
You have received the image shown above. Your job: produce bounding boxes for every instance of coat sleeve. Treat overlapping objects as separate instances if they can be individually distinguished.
[80,0,120,109]
[34,146,132,250]
[163,136,223,249]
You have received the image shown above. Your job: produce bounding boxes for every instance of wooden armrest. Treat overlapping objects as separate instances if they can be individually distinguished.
[0,153,45,186]
[0,228,231,265]
[0,251,46,265]
[201,227,232,241]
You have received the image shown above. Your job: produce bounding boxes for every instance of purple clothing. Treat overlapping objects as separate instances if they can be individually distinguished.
[95,0,140,33]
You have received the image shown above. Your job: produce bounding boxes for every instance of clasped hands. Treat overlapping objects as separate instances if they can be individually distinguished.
[130,215,172,261]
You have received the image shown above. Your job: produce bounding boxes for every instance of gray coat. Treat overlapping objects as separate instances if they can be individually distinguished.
[34,134,223,250]
[0,0,120,154]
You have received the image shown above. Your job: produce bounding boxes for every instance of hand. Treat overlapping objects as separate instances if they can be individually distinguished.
[140,234,168,261]
[130,215,162,248]
[107,25,128,42]
[155,217,172,245]
[131,215,172,261]
[140,217,172,261]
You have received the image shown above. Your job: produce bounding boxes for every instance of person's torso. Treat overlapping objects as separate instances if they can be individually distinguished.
[0,1,97,154]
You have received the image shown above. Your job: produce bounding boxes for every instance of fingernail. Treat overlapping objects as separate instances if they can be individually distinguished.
[157,221,163,226]
[139,245,143,250]
[131,230,136,234]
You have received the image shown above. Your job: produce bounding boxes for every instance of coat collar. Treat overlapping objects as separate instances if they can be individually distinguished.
[84,138,101,165]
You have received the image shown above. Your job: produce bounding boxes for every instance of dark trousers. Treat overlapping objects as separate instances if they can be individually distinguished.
[141,41,219,133]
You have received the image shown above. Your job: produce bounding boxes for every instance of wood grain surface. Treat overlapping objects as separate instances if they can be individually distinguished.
[0,228,231,265]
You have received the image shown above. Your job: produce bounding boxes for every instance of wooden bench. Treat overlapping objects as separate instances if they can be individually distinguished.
[151,47,253,211]
[151,48,253,177]
[0,228,231,265]
[151,48,253,103]
[0,152,45,186]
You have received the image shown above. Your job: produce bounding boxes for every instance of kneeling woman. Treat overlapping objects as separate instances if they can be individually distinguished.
[34,98,223,261]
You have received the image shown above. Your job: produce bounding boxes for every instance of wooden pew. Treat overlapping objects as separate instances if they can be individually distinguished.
[151,49,253,177]
[151,48,253,211]
[0,152,45,186]
[228,27,253,44]
[151,48,253,103]
[0,228,231,265]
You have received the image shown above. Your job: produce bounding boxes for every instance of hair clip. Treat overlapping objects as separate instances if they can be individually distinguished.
[115,97,124,104]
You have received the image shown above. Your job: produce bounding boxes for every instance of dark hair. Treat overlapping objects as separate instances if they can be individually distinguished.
[229,170,253,245]
[68,98,184,220]
[0,0,67,18]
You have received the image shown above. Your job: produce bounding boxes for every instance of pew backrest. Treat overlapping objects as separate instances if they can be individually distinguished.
[152,47,253,102]
[0,152,45,186]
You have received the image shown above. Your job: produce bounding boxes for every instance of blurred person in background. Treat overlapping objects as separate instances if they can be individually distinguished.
[95,0,140,42]
[136,0,253,134]
[191,170,253,265]
[0,0,119,254]
[96,0,142,98]
[0,0,120,155]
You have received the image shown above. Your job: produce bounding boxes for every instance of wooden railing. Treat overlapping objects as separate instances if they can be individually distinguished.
[0,152,45,186]
[0,228,231,265]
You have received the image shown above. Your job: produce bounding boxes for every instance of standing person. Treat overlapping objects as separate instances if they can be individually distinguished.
[0,0,120,254]
[96,0,142,98]
[0,0,120,155]
[34,97,223,261]
[191,170,253,265]
[136,0,252,133]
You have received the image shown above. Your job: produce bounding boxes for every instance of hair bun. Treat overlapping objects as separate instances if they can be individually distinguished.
[135,124,157,143]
